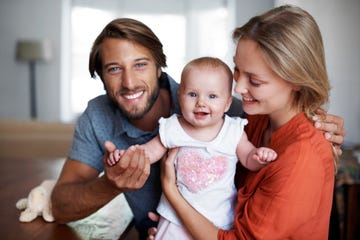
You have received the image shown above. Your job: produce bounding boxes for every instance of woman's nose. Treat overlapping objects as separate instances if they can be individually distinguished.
[234,74,248,94]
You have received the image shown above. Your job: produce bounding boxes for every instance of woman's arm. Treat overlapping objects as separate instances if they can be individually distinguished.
[161,148,219,240]
[162,141,333,239]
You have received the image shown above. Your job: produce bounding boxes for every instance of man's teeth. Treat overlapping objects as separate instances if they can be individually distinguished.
[124,91,143,99]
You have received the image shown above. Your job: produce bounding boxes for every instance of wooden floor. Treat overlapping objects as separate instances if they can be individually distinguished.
[0,157,133,240]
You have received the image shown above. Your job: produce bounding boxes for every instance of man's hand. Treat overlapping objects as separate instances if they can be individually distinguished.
[313,109,346,156]
[103,141,151,191]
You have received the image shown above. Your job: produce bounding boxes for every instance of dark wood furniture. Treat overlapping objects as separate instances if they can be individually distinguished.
[334,147,360,240]
[343,184,360,240]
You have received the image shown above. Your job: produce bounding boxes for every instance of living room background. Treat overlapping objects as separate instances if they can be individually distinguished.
[0,0,359,146]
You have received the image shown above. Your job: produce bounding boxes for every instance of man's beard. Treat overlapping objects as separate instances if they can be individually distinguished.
[111,84,160,120]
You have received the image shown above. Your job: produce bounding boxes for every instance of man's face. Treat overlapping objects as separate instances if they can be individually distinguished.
[101,38,161,119]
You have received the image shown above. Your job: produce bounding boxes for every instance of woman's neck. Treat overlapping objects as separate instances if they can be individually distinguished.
[262,108,300,146]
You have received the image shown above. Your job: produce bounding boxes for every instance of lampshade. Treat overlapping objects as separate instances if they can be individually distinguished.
[16,39,52,62]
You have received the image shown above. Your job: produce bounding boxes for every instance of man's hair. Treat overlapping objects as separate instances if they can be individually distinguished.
[89,18,167,80]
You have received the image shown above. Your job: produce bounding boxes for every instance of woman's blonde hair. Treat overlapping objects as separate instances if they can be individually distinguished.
[233,5,330,118]
[233,5,338,171]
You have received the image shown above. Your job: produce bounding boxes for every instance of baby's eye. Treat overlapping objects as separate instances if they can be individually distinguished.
[209,94,217,99]
[189,92,197,97]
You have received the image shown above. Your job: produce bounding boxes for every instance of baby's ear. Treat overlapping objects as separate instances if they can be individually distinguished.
[225,96,233,112]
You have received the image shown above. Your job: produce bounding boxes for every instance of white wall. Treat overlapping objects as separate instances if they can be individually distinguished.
[276,0,360,145]
[0,0,359,145]
[0,0,63,121]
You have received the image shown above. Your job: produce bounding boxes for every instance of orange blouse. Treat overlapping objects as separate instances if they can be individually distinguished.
[218,113,335,239]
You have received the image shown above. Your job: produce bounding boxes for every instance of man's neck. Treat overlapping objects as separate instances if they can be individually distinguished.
[130,88,171,132]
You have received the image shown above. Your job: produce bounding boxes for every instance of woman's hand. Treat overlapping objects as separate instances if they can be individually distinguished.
[159,148,219,240]
[146,149,179,240]
[147,212,159,240]
[161,148,180,197]
[313,109,346,156]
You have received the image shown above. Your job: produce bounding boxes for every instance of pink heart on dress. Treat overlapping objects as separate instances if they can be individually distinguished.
[177,149,227,193]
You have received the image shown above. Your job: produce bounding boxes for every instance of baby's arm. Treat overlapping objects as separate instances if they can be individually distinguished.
[106,135,167,167]
[142,135,168,164]
[236,132,277,171]
[107,148,126,166]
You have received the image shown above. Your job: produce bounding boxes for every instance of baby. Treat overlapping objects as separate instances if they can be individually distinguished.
[107,57,276,239]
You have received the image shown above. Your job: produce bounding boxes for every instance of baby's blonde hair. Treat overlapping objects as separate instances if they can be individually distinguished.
[180,57,233,94]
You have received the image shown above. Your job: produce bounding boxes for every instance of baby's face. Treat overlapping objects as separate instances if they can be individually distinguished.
[178,67,232,129]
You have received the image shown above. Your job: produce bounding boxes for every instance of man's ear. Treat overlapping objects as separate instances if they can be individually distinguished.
[157,67,162,78]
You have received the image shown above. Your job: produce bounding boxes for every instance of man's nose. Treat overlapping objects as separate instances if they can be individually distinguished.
[122,70,135,89]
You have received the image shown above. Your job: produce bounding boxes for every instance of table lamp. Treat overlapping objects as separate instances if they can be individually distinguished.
[16,39,52,119]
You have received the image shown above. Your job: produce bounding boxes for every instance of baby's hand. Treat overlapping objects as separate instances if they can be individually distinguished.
[254,147,277,165]
[107,149,125,166]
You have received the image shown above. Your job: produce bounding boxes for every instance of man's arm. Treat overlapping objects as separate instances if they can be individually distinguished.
[51,158,120,223]
[51,145,151,223]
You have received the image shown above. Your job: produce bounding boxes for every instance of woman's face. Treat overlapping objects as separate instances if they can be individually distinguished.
[233,38,299,127]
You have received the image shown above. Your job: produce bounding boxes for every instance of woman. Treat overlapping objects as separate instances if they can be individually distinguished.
[159,5,338,239]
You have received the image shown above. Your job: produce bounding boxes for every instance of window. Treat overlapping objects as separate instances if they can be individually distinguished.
[70,7,114,114]
[65,0,234,121]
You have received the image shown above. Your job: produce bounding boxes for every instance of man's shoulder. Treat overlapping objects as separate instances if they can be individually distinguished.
[87,94,111,107]
[85,95,118,115]
[78,95,119,127]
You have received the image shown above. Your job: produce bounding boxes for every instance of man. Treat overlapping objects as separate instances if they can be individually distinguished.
[51,18,345,239]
